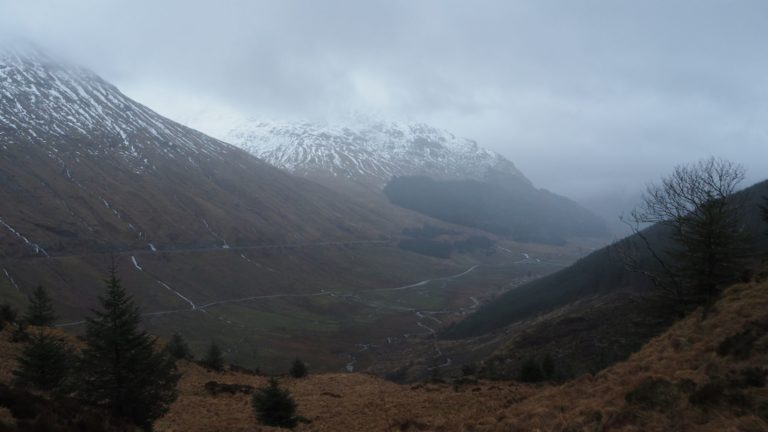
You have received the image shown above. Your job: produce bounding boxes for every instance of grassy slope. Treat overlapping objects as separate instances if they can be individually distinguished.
[159,274,768,431]
[446,179,768,340]
[5,271,765,431]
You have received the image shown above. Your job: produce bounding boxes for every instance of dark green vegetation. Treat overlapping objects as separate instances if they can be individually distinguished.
[445,175,768,381]
[202,342,225,372]
[13,331,74,392]
[77,267,180,430]
[625,378,682,412]
[448,179,768,339]
[384,176,607,244]
[397,224,497,259]
[23,285,57,326]
[289,358,308,378]
[251,378,301,429]
[517,357,544,383]
[397,238,454,258]
[3,268,181,431]
[514,354,558,383]
[0,383,135,432]
[166,332,194,361]
[0,303,17,331]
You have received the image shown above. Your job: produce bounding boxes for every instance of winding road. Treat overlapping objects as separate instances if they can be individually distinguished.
[57,264,481,328]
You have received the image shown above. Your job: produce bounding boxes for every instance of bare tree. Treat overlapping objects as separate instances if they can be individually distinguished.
[620,157,748,315]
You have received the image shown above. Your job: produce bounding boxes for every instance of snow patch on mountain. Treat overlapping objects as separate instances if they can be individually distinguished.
[0,45,229,172]
[224,118,530,188]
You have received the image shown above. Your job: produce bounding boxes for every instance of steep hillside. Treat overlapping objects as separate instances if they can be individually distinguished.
[385,176,607,244]
[0,47,402,257]
[3,273,765,431]
[446,179,768,339]
[129,273,768,431]
[224,118,608,242]
[0,46,590,373]
[430,179,768,382]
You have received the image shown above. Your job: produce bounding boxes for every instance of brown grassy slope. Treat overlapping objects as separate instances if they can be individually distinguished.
[156,276,768,431]
[1,276,766,431]
[497,278,768,431]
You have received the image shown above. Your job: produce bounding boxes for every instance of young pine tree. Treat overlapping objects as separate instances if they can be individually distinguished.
[24,285,57,326]
[13,331,73,391]
[202,342,224,371]
[78,265,179,430]
[541,353,555,380]
[0,303,17,325]
[518,357,543,383]
[251,378,299,428]
[166,332,193,361]
[289,358,308,378]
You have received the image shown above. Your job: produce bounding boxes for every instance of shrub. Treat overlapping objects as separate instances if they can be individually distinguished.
[397,238,453,259]
[716,320,768,360]
[687,380,754,411]
[229,363,260,375]
[518,358,543,383]
[454,236,496,253]
[202,342,224,371]
[392,418,430,431]
[541,353,555,379]
[729,367,767,388]
[251,378,299,429]
[10,322,30,343]
[204,381,254,395]
[165,333,193,361]
[289,359,308,378]
[428,366,444,384]
[625,378,680,411]
[385,365,410,383]
[757,400,768,421]
[461,364,476,377]
[0,303,18,326]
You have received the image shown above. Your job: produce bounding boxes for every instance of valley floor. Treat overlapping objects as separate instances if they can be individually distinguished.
[4,271,762,431]
[159,275,768,431]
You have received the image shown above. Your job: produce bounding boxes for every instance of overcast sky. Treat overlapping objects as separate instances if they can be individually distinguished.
[1,0,767,211]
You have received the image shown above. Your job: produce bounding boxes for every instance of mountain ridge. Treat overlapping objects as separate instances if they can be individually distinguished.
[224,117,531,189]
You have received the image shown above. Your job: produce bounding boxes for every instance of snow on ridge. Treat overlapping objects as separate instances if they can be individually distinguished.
[0,46,227,168]
[224,118,529,188]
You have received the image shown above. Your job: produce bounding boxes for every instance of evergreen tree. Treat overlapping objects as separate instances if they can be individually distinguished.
[166,332,193,361]
[0,303,17,325]
[10,321,30,343]
[518,357,543,383]
[202,342,224,371]
[541,353,555,379]
[251,378,299,429]
[461,363,476,377]
[289,358,308,378]
[13,331,73,391]
[23,285,57,326]
[77,265,179,430]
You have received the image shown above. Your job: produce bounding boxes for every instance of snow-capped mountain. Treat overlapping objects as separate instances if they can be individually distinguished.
[0,46,405,258]
[224,119,531,189]
[0,46,227,172]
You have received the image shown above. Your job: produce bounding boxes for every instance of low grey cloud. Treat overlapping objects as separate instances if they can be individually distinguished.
[1,0,767,216]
